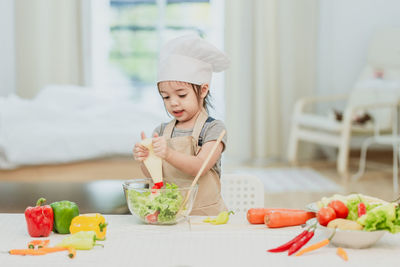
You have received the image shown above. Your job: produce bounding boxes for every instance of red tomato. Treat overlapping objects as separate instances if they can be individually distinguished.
[328,200,349,219]
[317,207,336,226]
[145,211,159,223]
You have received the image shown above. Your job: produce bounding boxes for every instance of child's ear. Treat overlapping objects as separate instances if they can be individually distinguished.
[200,84,209,98]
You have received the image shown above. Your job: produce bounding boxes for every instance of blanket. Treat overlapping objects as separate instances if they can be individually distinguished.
[0,85,167,169]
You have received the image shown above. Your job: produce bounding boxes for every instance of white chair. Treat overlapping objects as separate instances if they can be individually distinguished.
[352,103,400,195]
[288,28,400,177]
[220,173,264,215]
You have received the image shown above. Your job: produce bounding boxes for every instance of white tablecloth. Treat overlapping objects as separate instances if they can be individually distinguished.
[0,214,399,267]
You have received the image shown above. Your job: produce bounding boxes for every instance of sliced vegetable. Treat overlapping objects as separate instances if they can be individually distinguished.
[145,211,160,224]
[28,239,50,249]
[358,202,366,217]
[337,247,348,261]
[68,247,76,259]
[264,210,315,228]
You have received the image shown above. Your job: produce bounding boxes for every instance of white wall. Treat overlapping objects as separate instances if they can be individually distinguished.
[0,0,15,96]
[317,0,400,112]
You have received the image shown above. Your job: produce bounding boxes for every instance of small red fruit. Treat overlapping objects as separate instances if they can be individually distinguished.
[328,200,349,219]
[317,207,336,226]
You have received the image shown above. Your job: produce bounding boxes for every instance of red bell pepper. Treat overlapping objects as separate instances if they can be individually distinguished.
[25,198,54,237]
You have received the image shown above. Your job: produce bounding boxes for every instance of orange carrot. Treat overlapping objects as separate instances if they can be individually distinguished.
[295,239,330,256]
[67,247,76,259]
[28,239,50,249]
[247,208,314,224]
[337,247,348,261]
[40,247,68,253]
[10,246,67,256]
[264,210,316,228]
[296,229,336,256]
[9,249,47,256]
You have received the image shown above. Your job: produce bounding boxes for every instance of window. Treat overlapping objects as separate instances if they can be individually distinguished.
[85,0,225,120]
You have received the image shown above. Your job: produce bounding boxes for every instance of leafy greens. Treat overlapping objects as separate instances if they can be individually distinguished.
[128,183,183,223]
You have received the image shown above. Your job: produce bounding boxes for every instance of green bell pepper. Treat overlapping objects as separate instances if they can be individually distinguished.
[50,200,79,234]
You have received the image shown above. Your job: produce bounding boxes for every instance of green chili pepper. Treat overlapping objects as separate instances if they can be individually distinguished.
[57,231,103,250]
[203,211,234,225]
[50,200,79,234]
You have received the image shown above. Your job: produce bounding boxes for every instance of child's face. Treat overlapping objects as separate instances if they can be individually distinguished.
[158,81,208,124]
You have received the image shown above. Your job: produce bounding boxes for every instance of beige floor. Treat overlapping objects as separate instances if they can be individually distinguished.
[0,153,397,210]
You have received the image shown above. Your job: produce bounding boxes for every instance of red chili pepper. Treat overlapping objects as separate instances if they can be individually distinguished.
[267,230,308,252]
[288,229,315,256]
[358,202,366,217]
[24,198,54,237]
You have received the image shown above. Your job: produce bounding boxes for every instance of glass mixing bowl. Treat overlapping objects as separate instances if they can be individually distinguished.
[123,178,198,225]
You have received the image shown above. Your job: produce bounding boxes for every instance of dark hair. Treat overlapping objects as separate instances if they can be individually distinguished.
[157,81,213,113]
[190,83,213,113]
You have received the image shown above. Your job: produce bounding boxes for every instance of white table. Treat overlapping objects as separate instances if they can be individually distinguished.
[1,214,399,267]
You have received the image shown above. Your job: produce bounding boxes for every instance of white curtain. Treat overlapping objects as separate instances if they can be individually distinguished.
[224,0,318,164]
[0,0,15,96]
[15,0,83,98]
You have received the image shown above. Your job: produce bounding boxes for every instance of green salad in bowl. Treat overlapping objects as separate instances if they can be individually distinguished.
[123,179,198,225]
[307,194,400,248]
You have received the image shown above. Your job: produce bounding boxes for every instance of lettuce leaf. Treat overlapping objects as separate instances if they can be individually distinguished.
[317,194,383,221]
[128,183,182,223]
[357,203,400,233]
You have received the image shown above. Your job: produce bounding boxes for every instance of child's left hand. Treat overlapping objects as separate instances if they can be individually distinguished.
[152,133,170,160]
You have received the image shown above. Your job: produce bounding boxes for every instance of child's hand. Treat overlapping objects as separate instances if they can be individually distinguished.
[133,132,149,161]
[152,133,170,160]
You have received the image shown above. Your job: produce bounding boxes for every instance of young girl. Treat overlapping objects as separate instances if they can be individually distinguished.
[133,35,230,215]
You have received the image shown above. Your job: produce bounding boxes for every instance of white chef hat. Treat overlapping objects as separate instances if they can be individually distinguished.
[157,35,230,85]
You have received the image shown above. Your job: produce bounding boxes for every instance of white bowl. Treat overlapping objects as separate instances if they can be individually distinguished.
[308,218,385,249]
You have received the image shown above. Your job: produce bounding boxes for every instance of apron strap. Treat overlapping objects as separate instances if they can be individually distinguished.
[191,109,209,141]
[192,109,209,154]
[163,119,176,139]
[162,109,209,153]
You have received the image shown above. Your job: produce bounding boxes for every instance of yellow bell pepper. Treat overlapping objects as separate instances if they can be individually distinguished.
[69,213,108,239]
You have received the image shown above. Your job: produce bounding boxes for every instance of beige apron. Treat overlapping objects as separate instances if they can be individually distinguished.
[162,109,227,216]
